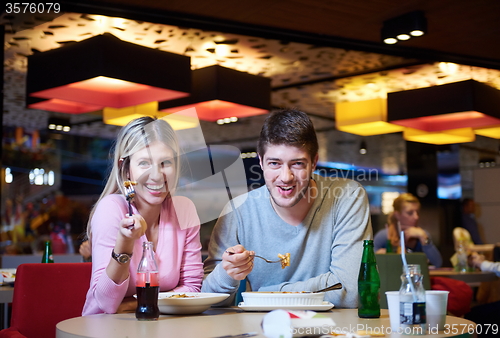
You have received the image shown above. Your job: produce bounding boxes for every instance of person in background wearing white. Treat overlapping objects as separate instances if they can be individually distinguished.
[469,252,500,277]
[465,251,500,337]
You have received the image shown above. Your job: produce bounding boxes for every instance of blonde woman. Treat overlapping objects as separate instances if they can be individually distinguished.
[83,117,203,315]
[374,193,442,267]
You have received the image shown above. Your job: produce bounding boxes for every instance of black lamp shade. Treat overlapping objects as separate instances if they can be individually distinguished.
[159,65,271,122]
[388,80,500,131]
[27,33,191,110]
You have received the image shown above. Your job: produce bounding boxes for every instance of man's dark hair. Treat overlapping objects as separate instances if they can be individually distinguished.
[257,108,318,160]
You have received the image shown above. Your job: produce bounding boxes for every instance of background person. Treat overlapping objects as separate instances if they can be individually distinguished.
[82,117,203,315]
[461,198,483,244]
[79,240,92,262]
[202,109,372,308]
[464,252,500,338]
[374,193,442,267]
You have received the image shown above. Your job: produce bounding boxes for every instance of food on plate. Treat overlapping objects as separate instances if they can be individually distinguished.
[278,253,290,269]
[167,294,197,298]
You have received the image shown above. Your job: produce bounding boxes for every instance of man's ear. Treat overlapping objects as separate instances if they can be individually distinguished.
[259,155,264,170]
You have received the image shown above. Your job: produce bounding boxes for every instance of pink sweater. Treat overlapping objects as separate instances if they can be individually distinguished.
[82,194,204,315]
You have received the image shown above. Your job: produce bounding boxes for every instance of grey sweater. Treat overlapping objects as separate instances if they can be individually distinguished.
[202,175,372,308]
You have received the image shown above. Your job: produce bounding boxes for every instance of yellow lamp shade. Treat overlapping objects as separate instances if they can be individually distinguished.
[474,125,500,139]
[403,127,475,145]
[335,98,404,136]
[103,102,198,130]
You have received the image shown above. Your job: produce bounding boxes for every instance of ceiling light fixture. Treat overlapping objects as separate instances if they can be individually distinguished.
[382,10,427,45]
[359,140,367,155]
[403,127,475,145]
[26,33,191,113]
[388,80,500,132]
[103,102,199,130]
[47,117,71,132]
[335,98,404,136]
[158,65,271,122]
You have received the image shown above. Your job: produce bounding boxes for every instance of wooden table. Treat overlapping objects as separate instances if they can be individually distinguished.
[57,308,478,338]
[429,268,498,286]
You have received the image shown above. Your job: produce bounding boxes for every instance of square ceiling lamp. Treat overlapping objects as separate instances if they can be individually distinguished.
[103,102,198,130]
[403,127,475,145]
[26,33,191,113]
[382,10,427,45]
[158,65,271,122]
[335,98,404,136]
[388,80,500,144]
[474,125,500,139]
[27,96,103,114]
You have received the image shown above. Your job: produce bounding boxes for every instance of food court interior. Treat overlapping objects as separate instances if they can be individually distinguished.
[1,0,500,268]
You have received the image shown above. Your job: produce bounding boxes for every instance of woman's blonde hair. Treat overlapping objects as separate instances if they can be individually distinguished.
[85,117,180,239]
[387,193,421,248]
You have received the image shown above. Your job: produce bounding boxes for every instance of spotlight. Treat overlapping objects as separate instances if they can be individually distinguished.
[382,10,427,45]
[47,117,71,132]
[359,140,367,155]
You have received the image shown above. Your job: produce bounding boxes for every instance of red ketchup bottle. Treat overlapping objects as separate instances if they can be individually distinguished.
[136,241,160,320]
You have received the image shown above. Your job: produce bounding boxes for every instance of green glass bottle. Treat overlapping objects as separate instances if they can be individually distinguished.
[386,239,393,253]
[358,239,381,318]
[42,240,54,263]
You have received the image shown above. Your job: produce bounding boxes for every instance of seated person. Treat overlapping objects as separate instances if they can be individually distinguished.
[465,252,500,337]
[374,193,442,267]
[202,109,372,308]
[461,198,483,244]
[469,252,500,276]
[82,117,203,315]
[79,240,92,262]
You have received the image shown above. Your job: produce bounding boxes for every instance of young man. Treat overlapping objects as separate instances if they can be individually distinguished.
[201,109,372,308]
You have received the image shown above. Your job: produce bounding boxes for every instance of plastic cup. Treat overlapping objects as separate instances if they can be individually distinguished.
[425,290,449,332]
[385,291,400,332]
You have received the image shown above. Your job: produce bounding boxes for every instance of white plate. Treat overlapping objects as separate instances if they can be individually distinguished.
[241,291,325,306]
[157,292,230,315]
[0,269,16,284]
[238,301,334,312]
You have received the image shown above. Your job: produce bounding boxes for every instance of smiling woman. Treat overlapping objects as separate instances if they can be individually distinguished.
[82,117,204,316]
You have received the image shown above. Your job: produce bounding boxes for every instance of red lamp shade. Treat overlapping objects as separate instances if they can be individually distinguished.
[26,33,191,112]
[27,97,102,114]
[158,65,271,122]
[388,80,500,132]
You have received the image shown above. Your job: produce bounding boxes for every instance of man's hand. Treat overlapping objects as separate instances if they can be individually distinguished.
[222,244,254,281]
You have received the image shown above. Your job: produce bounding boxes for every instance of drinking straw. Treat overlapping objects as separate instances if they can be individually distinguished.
[401,230,417,302]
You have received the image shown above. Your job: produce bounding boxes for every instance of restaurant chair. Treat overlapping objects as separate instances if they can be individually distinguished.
[0,263,91,338]
[375,253,431,309]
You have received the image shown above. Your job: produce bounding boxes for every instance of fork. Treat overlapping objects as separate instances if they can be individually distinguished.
[225,251,281,263]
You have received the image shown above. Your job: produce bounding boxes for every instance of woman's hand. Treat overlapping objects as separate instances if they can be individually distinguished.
[404,226,428,244]
[119,213,147,240]
[222,244,254,281]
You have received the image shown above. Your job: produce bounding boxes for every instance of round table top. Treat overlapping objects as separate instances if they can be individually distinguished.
[56,308,477,338]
